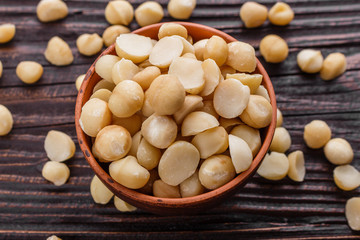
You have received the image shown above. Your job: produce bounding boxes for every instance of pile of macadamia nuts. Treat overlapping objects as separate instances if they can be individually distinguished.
[80,22,273,199]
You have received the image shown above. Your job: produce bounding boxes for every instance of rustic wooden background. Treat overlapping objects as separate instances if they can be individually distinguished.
[1,0,359,239]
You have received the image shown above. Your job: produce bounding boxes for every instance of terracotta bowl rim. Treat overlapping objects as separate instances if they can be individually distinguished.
[75,22,277,212]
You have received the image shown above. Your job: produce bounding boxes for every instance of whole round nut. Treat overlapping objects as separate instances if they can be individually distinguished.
[16,61,43,84]
[260,34,289,63]
[303,120,331,149]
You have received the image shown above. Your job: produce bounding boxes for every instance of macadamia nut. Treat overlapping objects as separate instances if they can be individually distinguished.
[204,35,228,66]
[90,175,114,204]
[229,134,253,173]
[260,34,288,63]
[287,150,306,182]
[303,120,331,149]
[105,0,134,25]
[226,41,256,73]
[0,104,13,136]
[276,108,283,127]
[324,138,354,165]
[137,138,161,170]
[109,156,150,189]
[257,152,289,181]
[116,33,153,63]
[333,165,360,191]
[44,36,74,66]
[167,0,196,20]
[42,161,70,186]
[149,37,184,68]
[76,33,103,56]
[135,1,164,27]
[111,58,139,85]
[199,155,235,190]
[346,197,360,231]
[102,25,130,47]
[297,49,323,74]
[268,2,294,26]
[181,111,219,136]
[226,73,263,94]
[95,55,121,83]
[93,125,132,161]
[0,23,16,43]
[75,74,85,91]
[269,127,291,153]
[79,98,112,137]
[230,124,261,157]
[37,0,68,22]
[16,61,43,84]
[114,196,137,212]
[180,171,204,197]
[44,130,75,162]
[320,52,347,81]
[153,179,181,198]
[158,23,188,39]
[240,2,268,28]
[240,95,273,129]
[158,141,200,186]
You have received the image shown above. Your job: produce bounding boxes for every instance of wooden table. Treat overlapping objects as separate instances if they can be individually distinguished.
[1,0,359,239]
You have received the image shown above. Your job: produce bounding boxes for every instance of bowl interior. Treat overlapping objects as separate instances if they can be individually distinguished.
[75,22,277,215]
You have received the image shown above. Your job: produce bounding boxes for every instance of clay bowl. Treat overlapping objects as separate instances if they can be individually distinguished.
[75,22,277,215]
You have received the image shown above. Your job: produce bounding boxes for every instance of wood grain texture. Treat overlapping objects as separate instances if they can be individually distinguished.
[0,0,359,239]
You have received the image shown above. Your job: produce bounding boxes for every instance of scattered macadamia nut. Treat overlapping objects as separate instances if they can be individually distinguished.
[79,98,112,137]
[167,0,196,20]
[0,104,13,136]
[191,126,229,159]
[268,2,294,26]
[95,55,121,82]
[303,120,331,149]
[240,95,273,129]
[146,74,185,115]
[213,79,250,118]
[230,124,261,157]
[102,25,130,47]
[269,127,291,153]
[181,111,219,136]
[75,74,85,91]
[0,23,16,43]
[159,141,200,186]
[257,152,289,181]
[37,0,68,22]
[42,161,70,186]
[199,155,236,190]
[276,108,283,127]
[108,80,144,118]
[320,52,347,81]
[226,41,256,73]
[204,35,228,66]
[135,1,164,27]
[333,165,360,191]
[324,138,354,165]
[114,196,137,212]
[240,1,268,28]
[260,34,289,63]
[105,0,134,26]
[94,125,132,161]
[346,197,360,231]
[44,36,74,66]
[90,175,114,204]
[76,33,103,56]
[47,235,62,240]
[229,134,253,173]
[287,150,306,182]
[153,179,181,198]
[16,61,43,84]
[109,156,150,189]
[141,114,178,149]
[116,33,153,63]
[180,171,204,197]
[158,23,188,39]
[44,130,75,162]
[297,49,323,74]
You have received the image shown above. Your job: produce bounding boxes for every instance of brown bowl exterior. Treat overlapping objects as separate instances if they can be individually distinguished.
[75,22,277,215]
